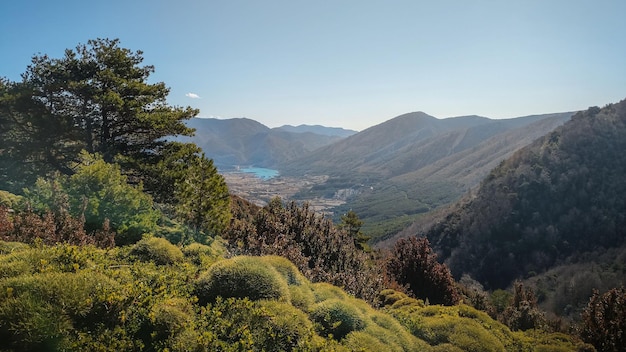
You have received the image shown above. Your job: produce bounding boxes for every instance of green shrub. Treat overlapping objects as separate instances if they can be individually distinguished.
[195,296,344,351]
[342,331,390,351]
[312,282,349,303]
[379,288,409,306]
[194,256,290,305]
[447,320,506,352]
[0,294,71,351]
[260,255,308,286]
[257,255,317,310]
[23,153,160,245]
[0,241,29,255]
[0,190,22,209]
[0,242,33,278]
[369,312,428,352]
[182,241,224,267]
[0,271,123,350]
[150,298,193,336]
[258,300,315,351]
[310,299,365,340]
[289,284,316,312]
[430,343,464,352]
[130,236,184,265]
[0,257,31,278]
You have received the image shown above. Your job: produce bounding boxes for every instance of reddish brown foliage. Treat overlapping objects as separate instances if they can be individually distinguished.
[500,281,546,331]
[384,236,460,305]
[580,287,626,352]
[0,206,114,248]
[224,198,384,305]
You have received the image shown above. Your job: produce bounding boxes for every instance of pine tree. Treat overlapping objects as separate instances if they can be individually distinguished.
[340,210,371,251]
[175,153,231,243]
[0,38,197,194]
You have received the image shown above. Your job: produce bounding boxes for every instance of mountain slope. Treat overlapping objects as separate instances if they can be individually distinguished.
[282,112,459,175]
[179,118,346,168]
[399,100,626,291]
[285,112,571,178]
[286,112,572,240]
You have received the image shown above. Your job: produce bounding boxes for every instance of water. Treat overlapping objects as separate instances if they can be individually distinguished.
[239,167,279,180]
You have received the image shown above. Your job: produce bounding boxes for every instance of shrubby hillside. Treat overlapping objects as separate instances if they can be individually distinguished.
[0,240,595,351]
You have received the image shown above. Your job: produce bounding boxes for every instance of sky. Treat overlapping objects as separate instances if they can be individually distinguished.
[1,1,624,131]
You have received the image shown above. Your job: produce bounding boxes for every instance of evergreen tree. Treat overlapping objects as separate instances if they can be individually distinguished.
[0,38,197,193]
[175,153,231,243]
[24,152,158,245]
[340,210,371,251]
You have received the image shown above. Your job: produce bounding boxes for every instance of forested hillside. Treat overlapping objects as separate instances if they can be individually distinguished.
[403,100,626,319]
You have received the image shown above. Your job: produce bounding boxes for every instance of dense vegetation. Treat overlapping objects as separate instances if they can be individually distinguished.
[417,100,626,321]
[0,240,599,351]
[225,197,385,304]
[1,39,623,351]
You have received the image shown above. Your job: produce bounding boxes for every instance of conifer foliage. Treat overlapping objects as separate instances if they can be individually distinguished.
[0,38,197,195]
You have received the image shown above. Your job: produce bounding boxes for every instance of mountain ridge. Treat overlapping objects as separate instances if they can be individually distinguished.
[177,117,350,169]
[391,100,626,297]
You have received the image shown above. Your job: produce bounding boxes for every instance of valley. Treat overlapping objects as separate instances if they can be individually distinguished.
[206,111,574,241]
[222,171,346,213]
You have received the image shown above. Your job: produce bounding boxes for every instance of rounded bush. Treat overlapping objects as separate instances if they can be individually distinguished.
[258,300,315,351]
[181,241,226,267]
[289,285,316,312]
[130,237,184,265]
[0,256,32,278]
[0,271,122,350]
[260,255,308,286]
[182,243,214,265]
[0,294,71,351]
[342,331,390,351]
[312,282,349,303]
[194,256,290,305]
[379,289,408,307]
[0,190,22,208]
[310,299,365,340]
[0,241,29,255]
[150,298,193,336]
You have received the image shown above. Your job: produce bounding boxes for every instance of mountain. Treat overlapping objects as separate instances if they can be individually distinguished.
[283,111,573,239]
[391,100,626,316]
[275,124,357,137]
[283,112,571,177]
[178,118,347,169]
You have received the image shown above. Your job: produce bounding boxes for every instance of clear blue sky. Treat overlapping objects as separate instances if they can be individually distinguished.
[2,0,624,131]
